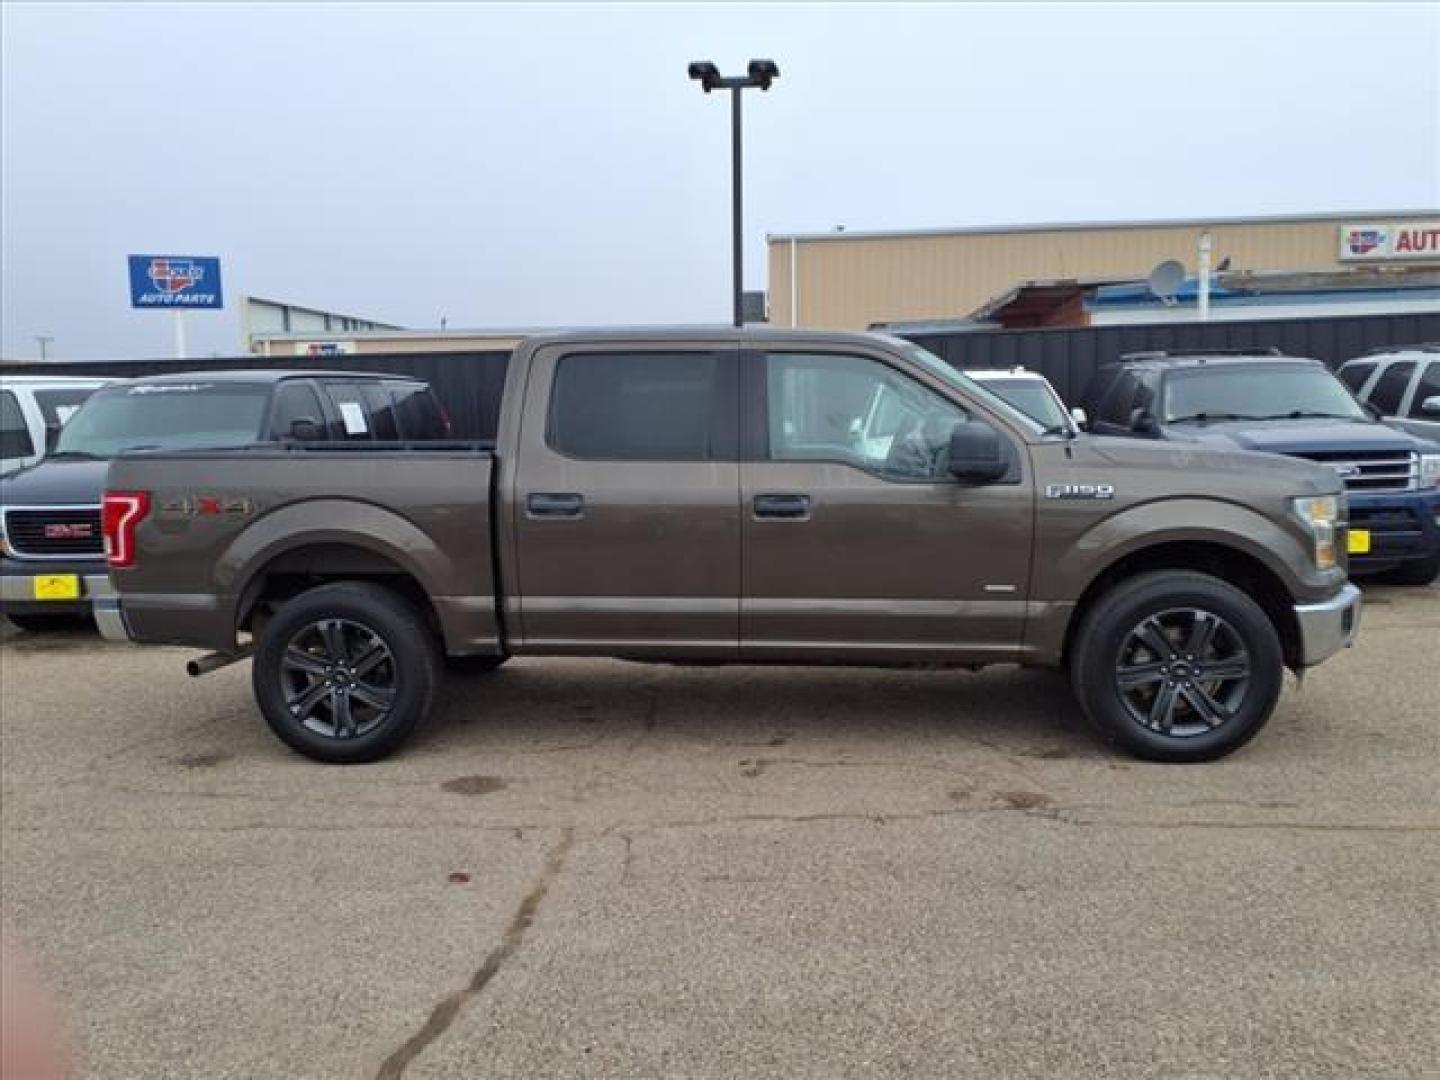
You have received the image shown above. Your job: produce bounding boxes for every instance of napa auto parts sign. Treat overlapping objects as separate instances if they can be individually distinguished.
[1338,221,1440,262]
[127,255,224,308]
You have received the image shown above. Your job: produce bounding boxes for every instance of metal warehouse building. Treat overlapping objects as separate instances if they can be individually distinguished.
[767,210,1440,330]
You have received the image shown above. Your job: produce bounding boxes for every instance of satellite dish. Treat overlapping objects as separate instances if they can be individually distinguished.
[1147,259,1186,300]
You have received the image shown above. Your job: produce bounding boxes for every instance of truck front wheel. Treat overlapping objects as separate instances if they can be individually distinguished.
[252,582,440,764]
[1069,571,1284,762]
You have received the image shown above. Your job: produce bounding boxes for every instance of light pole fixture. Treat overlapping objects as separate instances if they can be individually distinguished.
[688,59,780,327]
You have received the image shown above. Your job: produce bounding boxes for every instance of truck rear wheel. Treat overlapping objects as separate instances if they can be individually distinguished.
[1069,571,1284,762]
[252,582,440,764]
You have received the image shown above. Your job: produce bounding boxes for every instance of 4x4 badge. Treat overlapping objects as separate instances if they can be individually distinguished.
[1046,483,1115,500]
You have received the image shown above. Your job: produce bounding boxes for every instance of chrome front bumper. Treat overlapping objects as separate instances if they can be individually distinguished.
[0,571,111,605]
[0,569,130,640]
[1293,582,1362,668]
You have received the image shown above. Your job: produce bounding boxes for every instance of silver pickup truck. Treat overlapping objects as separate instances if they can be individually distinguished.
[99,329,1361,764]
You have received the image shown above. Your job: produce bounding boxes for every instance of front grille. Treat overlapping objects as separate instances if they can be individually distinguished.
[2,506,104,558]
[1286,450,1418,493]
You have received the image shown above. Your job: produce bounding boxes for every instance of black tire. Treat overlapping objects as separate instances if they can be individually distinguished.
[252,582,440,764]
[1069,571,1284,763]
[1376,552,1440,587]
[5,612,92,634]
[445,654,509,675]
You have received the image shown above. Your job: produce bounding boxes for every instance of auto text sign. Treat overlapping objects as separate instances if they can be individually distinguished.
[127,254,224,308]
[1337,221,1440,262]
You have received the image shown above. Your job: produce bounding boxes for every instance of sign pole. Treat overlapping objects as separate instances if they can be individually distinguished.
[174,309,187,359]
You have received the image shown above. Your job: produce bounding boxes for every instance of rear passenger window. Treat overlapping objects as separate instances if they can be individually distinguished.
[390,384,445,440]
[269,383,327,441]
[34,389,96,427]
[1369,361,1415,416]
[1409,361,1439,418]
[1,391,34,458]
[1338,361,1376,393]
[549,352,720,460]
[1098,372,1140,426]
[361,386,399,440]
[323,383,374,441]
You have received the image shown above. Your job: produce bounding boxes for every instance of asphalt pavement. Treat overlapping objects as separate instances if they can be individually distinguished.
[1,584,1436,1079]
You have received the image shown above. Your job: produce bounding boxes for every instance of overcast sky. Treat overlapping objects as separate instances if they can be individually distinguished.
[2,2,1437,359]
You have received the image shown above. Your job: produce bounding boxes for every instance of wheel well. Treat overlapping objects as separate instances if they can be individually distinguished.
[1063,541,1302,669]
[238,543,440,642]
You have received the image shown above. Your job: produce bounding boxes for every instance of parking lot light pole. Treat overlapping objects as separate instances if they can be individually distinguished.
[688,60,780,327]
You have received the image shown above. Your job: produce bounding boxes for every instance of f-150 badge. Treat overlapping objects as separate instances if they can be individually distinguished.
[1045,483,1115,500]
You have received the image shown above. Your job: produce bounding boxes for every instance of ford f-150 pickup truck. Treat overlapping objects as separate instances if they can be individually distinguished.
[99,329,1362,764]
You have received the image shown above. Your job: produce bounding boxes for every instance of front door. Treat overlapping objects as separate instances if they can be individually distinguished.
[740,349,1034,662]
[511,345,740,657]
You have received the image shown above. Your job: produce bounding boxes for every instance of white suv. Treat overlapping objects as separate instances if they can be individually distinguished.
[1338,346,1440,442]
[965,367,1081,432]
[1,375,111,475]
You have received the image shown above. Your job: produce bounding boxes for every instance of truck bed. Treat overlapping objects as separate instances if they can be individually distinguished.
[104,444,499,655]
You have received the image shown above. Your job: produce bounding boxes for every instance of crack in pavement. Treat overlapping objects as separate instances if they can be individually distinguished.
[373,827,575,1080]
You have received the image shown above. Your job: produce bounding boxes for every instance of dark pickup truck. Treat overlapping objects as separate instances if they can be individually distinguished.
[1083,350,1440,585]
[0,369,446,631]
[100,329,1361,764]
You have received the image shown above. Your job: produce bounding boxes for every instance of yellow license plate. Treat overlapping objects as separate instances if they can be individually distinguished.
[32,574,81,601]
[1347,529,1371,555]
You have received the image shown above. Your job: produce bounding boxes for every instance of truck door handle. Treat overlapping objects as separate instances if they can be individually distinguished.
[526,492,584,519]
[753,493,811,520]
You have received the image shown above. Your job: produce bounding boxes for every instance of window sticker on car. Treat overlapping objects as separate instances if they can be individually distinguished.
[338,400,369,435]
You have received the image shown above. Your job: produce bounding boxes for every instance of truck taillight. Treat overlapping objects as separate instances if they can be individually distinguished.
[102,491,151,568]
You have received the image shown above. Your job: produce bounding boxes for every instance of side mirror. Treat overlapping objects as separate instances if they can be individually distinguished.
[1361,400,1382,421]
[947,420,1008,483]
[1129,408,1159,435]
[1070,406,1088,430]
[1420,395,1440,417]
[288,417,323,441]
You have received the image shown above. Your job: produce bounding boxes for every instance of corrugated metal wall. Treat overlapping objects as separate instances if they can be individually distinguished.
[902,311,1440,405]
[4,311,1435,435]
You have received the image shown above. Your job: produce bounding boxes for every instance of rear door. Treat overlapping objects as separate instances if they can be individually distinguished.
[1398,359,1440,439]
[510,344,741,656]
[739,347,1034,662]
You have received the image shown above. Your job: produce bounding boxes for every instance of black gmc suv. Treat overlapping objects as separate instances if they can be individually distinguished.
[0,370,447,631]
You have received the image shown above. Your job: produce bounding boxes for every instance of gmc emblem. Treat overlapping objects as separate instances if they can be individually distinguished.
[44,523,94,540]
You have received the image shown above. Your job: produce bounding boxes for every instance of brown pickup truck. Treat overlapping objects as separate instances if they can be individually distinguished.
[98,329,1361,763]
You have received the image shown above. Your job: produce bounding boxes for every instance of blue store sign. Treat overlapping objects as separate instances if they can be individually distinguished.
[127,255,224,308]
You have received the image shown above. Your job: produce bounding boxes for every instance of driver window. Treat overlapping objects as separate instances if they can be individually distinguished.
[766,353,966,480]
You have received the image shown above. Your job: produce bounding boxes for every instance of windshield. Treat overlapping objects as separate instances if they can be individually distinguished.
[54,383,270,458]
[1163,366,1367,423]
[899,345,1046,434]
[976,379,1069,430]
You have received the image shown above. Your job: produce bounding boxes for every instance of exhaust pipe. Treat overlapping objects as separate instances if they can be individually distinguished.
[186,646,254,678]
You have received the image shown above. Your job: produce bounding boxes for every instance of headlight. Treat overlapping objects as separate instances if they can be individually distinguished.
[1420,453,1440,490]
[1292,494,1340,570]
